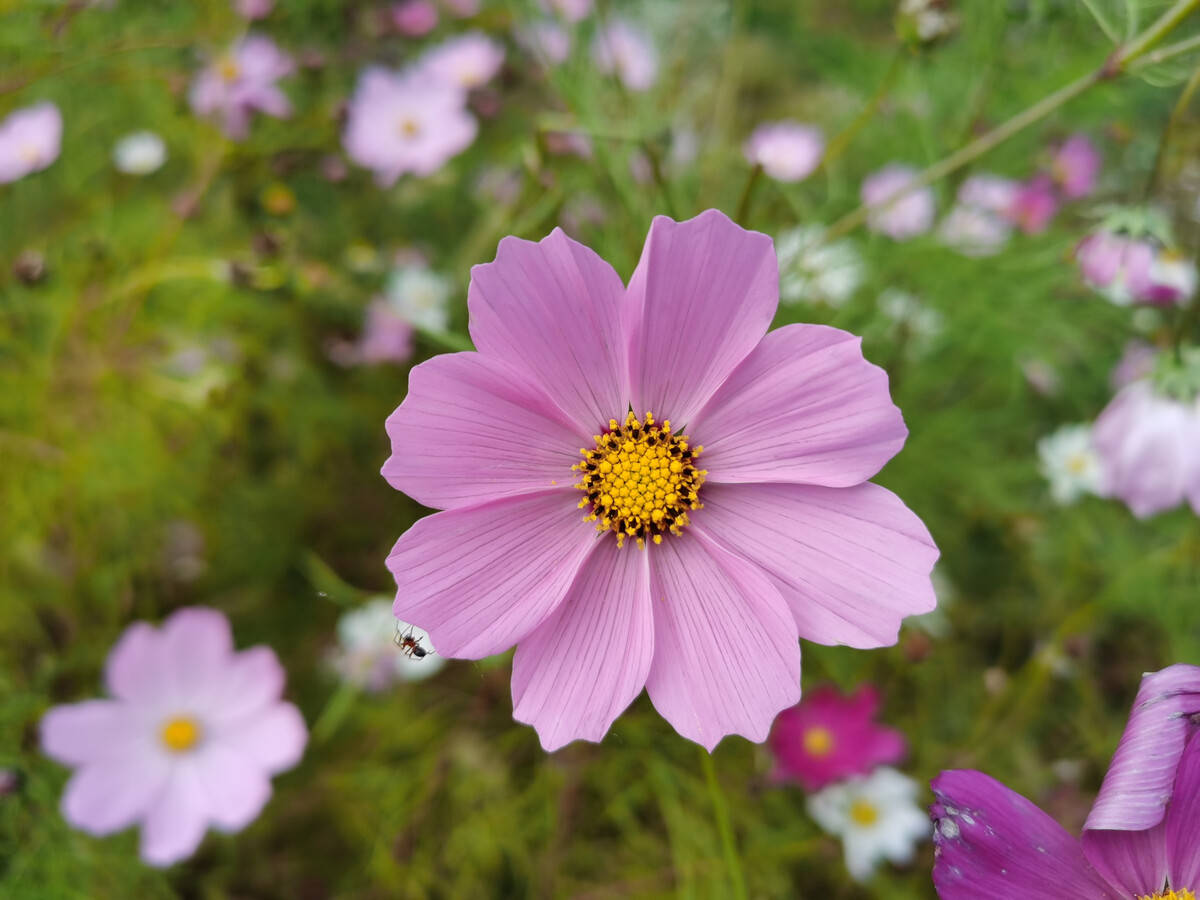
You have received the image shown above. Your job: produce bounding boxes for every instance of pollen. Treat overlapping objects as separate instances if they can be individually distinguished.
[218,58,240,82]
[802,726,835,757]
[1139,891,1197,900]
[160,716,202,753]
[849,799,879,827]
[573,411,706,549]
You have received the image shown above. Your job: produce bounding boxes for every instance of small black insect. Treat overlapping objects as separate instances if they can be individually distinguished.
[393,625,429,660]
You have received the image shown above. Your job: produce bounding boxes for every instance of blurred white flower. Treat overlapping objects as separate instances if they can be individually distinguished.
[385,263,454,332]
[775,225,865,307]
[1037,423,1103,505]
[331,598,444,691]
[113,131,167,175]
[878,288,943,353]
[862,165,935,240]
[807,767,930,883]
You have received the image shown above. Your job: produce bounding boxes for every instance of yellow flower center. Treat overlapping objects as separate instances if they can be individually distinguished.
[398,117,421,138]
[849,799,879,827]
[218,58,240,82]
[160,716,202,753]
[802,726,835,757]
[573,411,706,549]
[1066,453,1089,475]
[1139,891,1196,900]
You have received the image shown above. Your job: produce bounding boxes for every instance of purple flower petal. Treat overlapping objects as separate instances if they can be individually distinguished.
[1081,826,1168,898]
[41,701,145,766]
[212,702,307,775]
[382,351,587,510]
[468,228,631,433]
[139,769,210,867]
[930,770,1116,900]
[695,482,937,648]
[627,209,777,426]
[1166,731,1200,890]
[512,538,653,751]
[689,323,906,487]
[644,530,801,751]
[191,745,272,831]
[388,491,597,658]
[208,646,287,723]
[105,621,171,705]
[160,606,235,701]
[62,758,171,837]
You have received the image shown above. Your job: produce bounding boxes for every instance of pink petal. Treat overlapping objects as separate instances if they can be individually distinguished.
[1166,731,1200,890]
[694,482,937,648]
[512,538,653,751]
[467,228,630,433]
[689,324,906,487]
[105,621,172,705]
[139,768,210,867]
[191,744,272,832]
[387,491,597,658]
[61,756,170,836]
[213,702,307,775]
[930,770,1117,900]
[1081,825,1168,897]
[207,646,286,723]
[41,701,145,766]
[627,209,778,426]
[382,351,587,510]
[160,606,235,703]
[1084,664,1200,832]
[644,530,801,751]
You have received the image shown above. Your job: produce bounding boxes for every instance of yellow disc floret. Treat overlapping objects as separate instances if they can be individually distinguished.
[573,411,706,549]
[160,716,202,753]
[803,726,835,757]
[849,799,880,827]
[1139,891,1197,900]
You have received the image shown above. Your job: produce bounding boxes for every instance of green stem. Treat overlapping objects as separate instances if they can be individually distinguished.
[415,327,474,353]
[1174,286,1200,361]
[700,748,748,900]
[310,681,360,744]
[735,165,762,226]
[1129,33,1200,71]
[1146,62,1200,197]
[1115,0,1200,66]
[820,50,904,172]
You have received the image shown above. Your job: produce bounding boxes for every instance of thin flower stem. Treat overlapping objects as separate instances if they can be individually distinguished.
[1130,32,1200,70]
[1146,62,1200,197]
[734,164,762,226]
[1080,0,1121,44]
[1174,281,1200,360]
[820,50,905,172]
[311,681,360,744]
[821,0,1200,243]
[700,748,748,900]
[416,327,475,353]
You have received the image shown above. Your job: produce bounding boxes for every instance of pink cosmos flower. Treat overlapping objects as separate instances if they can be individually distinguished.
[1093,379,1200,518]
[1051,133,1101,199]
[931,664,1200,899]
[189,35,294,139]
[355,300,416,365]
[937,174,1019,257]
[40,607,307,866]
[592,20,658,92]
[1007,174,1060,234]
[418,32,505,90]
[343,67,477,185]
[392,0,439,36]
[862,165,935,240]
[234,0,273,19]
[516,21,571,65]
[743,121,825,183]
[0,102,62,184]
[768,684,907,791]
[1111,340,1159,390]
[1075,229,1195,307]
[381,209,939,751]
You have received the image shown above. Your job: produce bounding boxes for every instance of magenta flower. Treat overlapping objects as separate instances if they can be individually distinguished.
[0,102,62,184]
[189,35,294,139]
[418,32,505,90]
[862,165,935,240]
[592,20,658,92]
[1007,174,1060,234]
[343,67,477,185]
[234,0,273,19]
[392,0,438,35]
[1052,133,1101,199]
[40,607,307,866]
[768,684,907,792]
[743,121,825,183]
[931,664,1200,900]
[381,209,938,751]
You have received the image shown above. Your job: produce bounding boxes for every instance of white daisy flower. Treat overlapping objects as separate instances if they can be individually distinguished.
[385,264,454,333]
[331,597,444,691]
[776,225,865,307]
[1037,423,1104,505]
[113,131,167,175]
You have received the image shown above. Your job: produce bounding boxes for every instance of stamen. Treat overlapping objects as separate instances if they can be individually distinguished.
[802,726,835,757]
[849,799,879,827]
[1138,891,1196,900]
[160,716,202,753]
[572,411,706,549]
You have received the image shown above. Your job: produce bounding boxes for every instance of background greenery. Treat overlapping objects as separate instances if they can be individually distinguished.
[3,0,1199,896]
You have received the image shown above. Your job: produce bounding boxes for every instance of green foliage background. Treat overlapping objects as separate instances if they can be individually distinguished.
[2,0,1199,897]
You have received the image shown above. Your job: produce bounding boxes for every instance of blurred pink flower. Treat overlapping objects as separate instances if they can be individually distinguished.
[1110,340,1158,390]
[234,0,273,19]
[1007,174,1059,234]
[768,684,907,792]
[1051,133,1101,199]
[1093,379,1200,518]
[189,35,294,139]
[356,300,416,365]
[592,20,658,92]
[381,209,938,751]
[440,0,480,16]
[516,21,571,65]
[419,32,505,90]
[1075,229,1196,307]
[343,67,477,184]
[938,176,1018,256]
[933,664,1200,898]
[862,165,935,240]
[541,0,592,21]
[40,607,307,867]
[0,102,62,184]
[392,0,438,35]
[743,121,824,183]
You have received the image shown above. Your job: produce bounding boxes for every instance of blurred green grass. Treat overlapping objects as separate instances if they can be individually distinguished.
[2,0,1199,897]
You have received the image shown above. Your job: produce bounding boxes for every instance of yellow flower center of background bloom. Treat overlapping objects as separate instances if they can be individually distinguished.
[160,716,202,753]
[1138,891,1196,900]
[849,799,879,827]
[398,118,421,138]
[218,58,240,82]
[573,411,706,549]
[803,726,835,757]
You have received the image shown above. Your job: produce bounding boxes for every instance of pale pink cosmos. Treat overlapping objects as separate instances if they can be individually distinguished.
[1093,377,1200,518]
[189,35,294,139]
[418,32,505,90]
[540,0,592,21]
[937,174,1019,257]
[768,684,907,792]
[862,165,935,240]
[392,0,439,35]
[381,209,939,752]
[1007,174,1059,234]
[343,67,477,184]
[743,121,825,183]
[1075,229,1194,307]
[592,20,658,92]
[355,300,416,365]
[40,607,307,866]
[932,664,1200,900]
[1051,133,1101,199]
[1111,341,1158,390]
[0,102,62,184]
[234,0,273,19]
[516,21,571,65]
